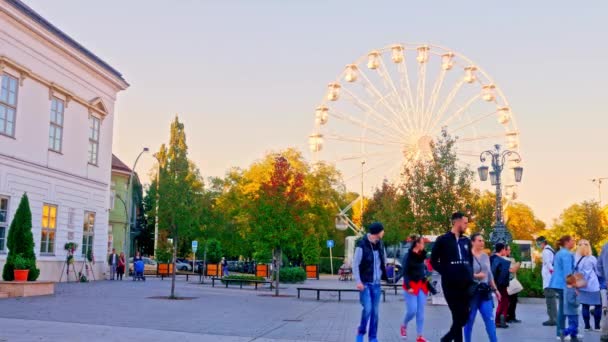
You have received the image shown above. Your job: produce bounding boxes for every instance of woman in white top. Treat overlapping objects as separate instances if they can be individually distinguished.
[575,239,601,331]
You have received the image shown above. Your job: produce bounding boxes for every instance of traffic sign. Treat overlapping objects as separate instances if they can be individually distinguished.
[192,240,198,253]
[326,240,334,248]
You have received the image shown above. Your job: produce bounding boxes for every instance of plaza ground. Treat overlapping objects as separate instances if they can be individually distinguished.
[0,276,601,342]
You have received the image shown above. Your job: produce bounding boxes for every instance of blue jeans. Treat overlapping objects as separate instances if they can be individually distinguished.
[464,295,497,342]
[403,290,426,336]
[564,315,578,337]
[555,289,565,337]
[358,283,382,339]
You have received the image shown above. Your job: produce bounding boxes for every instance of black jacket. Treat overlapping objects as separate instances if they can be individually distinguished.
[356,237,388,284]
[430,231,474,288]
[403,249,427,284]
[490,254,511,288]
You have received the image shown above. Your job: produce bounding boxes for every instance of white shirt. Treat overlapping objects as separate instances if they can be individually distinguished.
[541,245,555,289]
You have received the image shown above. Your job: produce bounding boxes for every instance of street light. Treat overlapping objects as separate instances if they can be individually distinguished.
[124,147,149,265]
[591,178,608,206]
[152,153,161,255]
[478,144,523,245]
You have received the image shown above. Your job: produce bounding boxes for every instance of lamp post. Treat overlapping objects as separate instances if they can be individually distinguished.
[477,144,523,245]
[153,153,161,255]
[591,178,608,206]
[124,147,149,265]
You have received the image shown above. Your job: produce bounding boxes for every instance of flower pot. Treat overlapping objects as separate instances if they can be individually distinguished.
[14,269,29,282]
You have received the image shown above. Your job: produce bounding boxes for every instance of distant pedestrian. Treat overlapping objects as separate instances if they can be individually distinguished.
[536,236,557,326]
[400,235,430,342]
[506,245,522,324]
[221,257,229,277]
[430,212,474,342]
[575,239,602,331]
[597,242,608,342]
[117,252,126,281]
[108,248,118,280]
[464,233,500,342]
[490,243,511,329]
[563,274,581,341]
[353,222,387,342]
[548,235,575,339]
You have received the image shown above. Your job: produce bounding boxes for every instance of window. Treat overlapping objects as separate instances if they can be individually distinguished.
[49,98,64,152]
[88,116,100,165]
[0,197,8,252]
[82,212,95,257]
[40,204,57,254]
[0,74,18,137]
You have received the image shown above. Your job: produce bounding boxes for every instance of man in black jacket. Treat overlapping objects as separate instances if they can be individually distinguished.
[431,212,474,342]
[490,243,512,328]
[353,222,387,342]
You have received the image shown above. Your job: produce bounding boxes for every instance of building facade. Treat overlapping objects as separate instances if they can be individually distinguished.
[0,0,128,281]
[109,154,142,257]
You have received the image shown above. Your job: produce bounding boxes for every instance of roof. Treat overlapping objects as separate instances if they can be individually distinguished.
[6,0,126,82]
[112,154,131,174]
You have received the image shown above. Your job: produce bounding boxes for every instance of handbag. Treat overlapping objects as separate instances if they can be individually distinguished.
[468,257,493,300]
[507,277,523,295]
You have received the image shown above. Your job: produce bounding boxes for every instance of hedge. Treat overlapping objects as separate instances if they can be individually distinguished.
[517,264,544,298]
[221,275,264,285]
[319,257,343,274]
[273,267,306,283]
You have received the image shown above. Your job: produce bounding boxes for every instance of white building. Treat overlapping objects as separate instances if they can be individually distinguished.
[0,0,128,281]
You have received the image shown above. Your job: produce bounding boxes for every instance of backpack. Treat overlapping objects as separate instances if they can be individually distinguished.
[545,246,556,266]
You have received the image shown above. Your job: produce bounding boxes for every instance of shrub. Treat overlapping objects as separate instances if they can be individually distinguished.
[2,194,40,281]
[12,254,29,270]
[155,240,173,263]
[319,257,343,274]
[517,263,543,298]
[273,267,306,283]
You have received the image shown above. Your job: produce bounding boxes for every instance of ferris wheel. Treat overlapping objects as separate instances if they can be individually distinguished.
[308,43,521,232]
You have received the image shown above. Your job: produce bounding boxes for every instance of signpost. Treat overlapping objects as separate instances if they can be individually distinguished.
[326,240,335,275]
[191,241,198,273]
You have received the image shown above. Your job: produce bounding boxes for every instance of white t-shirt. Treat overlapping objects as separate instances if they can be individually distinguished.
[541,246,555,289]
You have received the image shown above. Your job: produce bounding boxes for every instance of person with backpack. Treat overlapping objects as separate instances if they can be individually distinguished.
[536,236,557,326]
[575,239,601,331]
[548,235,576,339]
[490,243,512,329]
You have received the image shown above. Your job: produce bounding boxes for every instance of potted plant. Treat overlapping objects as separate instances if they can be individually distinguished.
[13,254,30,281]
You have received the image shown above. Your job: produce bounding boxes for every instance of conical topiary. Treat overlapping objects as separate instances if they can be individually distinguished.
[2,193,40,281]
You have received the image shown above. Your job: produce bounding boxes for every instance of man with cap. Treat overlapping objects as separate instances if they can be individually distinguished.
[353,222,388,342]
[536,236,557,326]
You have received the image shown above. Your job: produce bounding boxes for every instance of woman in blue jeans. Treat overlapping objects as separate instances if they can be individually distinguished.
[464,233,500,342]
[400,236,429,342]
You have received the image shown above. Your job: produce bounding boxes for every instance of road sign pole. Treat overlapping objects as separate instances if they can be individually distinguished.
[329,246,334,275]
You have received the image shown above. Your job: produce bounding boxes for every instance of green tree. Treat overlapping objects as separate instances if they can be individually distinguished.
[469,190,496,240]
[364,180,413,244]
[156,116,204,298]
[205,239,223,264]
[546,201,608,252]
[400,130,475,235]
[505,202,545,240]
[302,234,321,265]
[2,193,40,281]
[248,155,309,296]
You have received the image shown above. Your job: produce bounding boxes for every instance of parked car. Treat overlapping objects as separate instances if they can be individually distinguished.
[128,257,157,275]
[175,260,192,272]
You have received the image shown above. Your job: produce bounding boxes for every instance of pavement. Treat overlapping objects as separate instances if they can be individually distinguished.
[0,275,602,341]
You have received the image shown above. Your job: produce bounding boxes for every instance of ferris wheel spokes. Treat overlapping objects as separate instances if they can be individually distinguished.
[435,93,482,132]
[329,108,405,143]
[341,87,409,137]
[428,80,465,132]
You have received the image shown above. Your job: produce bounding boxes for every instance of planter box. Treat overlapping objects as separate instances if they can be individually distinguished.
[255,264,269,278]
[206,264,221,277]
[305,265,319,279]
[0,281,54,298]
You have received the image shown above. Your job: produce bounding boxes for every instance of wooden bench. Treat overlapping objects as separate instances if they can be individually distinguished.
[297,287,386,302]
[210,277,273,290]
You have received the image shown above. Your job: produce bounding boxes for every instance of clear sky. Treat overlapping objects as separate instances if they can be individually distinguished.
[25,0,608,224]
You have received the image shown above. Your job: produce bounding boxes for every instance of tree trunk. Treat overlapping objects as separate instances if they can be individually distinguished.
[274,248,281,297]
[170,225,177,298]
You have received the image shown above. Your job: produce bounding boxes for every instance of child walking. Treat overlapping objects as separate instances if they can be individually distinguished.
[563,274,581,341]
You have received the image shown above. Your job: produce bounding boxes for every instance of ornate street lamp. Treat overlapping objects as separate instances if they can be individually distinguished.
[478,144,523,245]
